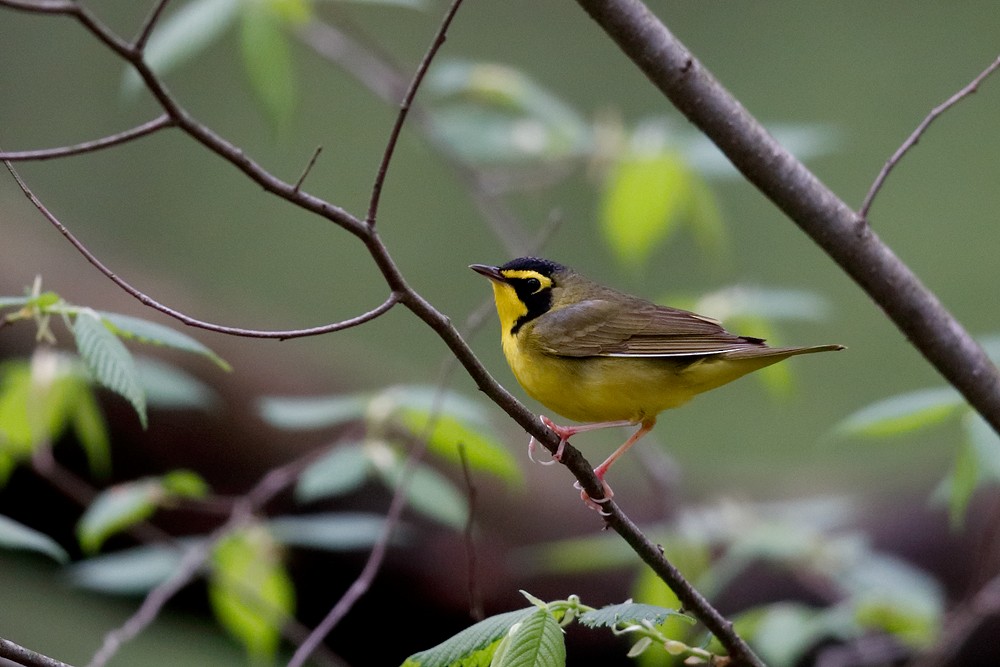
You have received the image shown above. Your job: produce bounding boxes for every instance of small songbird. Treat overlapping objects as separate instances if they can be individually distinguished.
[471,257,843,509]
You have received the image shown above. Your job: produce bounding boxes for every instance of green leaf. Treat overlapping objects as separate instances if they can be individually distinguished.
[963,411,1000,481]
[258,394,369,430]
[935,412,1000,527]
[601,149,690,266]
[0,514,69,563]
[209,525,295,661]
[99,312,231,371]
[579,602,687,629]
[77,479,164,554]
[375,446,469,529]
[295,443,371,502]
[692,285,833,323]
[490,608,565,667]
[401,607,537,667]
[71,387,112,479]
[0,361,37,457]
[372,385,520,484]
[73,310,148,429]
[835,387,964,438]
[426,61,590,164]
[744,603,857,667]
[123,0,241,95]
[135,356,221,410]
[162,469,210,498]
[268,512,407,550]
[68,541,195,594]
[240,2,297,131]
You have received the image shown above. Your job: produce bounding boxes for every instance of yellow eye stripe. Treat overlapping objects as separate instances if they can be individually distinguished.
[499,270,552,293]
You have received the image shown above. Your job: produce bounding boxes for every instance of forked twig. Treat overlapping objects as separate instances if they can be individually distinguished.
[859,55,1000,219]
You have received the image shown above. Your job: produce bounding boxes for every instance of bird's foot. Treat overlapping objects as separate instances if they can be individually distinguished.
[528,415,573,465]
[573,478,614,516]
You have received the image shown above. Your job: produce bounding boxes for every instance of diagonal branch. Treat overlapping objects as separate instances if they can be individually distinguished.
[860,55,1000,219]
[574,0,1000,443]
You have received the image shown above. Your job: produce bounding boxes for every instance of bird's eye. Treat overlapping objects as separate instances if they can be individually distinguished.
[525,278,541,293]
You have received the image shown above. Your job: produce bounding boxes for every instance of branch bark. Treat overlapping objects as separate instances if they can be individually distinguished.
[574,0,1000,437]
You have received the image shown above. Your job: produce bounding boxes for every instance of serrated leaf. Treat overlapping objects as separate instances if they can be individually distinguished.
[99,312,230,371]
[268,512,407,550]
[68,541,195,594]
[240,3,297,131]
[77,479,163,554]
[579,602,687,629]
[73,310,147,429]
[209,525,295,661]
[258,394,369,430]
[0,514,69,563]
[377,452,469,529]
[295,443,371,502]
[123,0,241,95]
[835,387,964,438]
[491,608,565,667]
[401,607,537,667]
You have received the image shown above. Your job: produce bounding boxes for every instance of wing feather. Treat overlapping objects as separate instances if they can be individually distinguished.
[529,296,765,358]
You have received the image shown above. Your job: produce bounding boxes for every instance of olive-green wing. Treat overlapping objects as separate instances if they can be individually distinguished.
[529,298,762,358]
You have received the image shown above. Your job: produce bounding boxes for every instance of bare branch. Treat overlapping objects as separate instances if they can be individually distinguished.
[365,0,466,227]
[293,146,323,193]
[132,0,171,52]
[0,636,75,667]
[0,115,174,161]
[3,159,400,339]
[860,55,1000,219]
[574,0,1000,447]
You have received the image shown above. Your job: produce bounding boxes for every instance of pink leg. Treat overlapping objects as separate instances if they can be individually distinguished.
[573,419,656,513]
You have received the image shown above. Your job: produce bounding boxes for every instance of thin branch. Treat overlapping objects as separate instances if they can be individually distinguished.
[293,146,323,193]
[859,55,1000,219]
[132,0,171,52]
[0,115,174,161]
[0,637,75,667]
[574,0,1000,448]
[3,159,400,339]
[365,0,465,227]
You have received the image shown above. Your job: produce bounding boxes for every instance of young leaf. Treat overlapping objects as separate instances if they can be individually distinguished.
[135,356,221,410]
[295,443,371,502]
[77,479,164,554]
[240,2,297,131]
[99,312,231,371]
[834,387,964,438]
[401,607,537,667]
[268,512,408,551]
[0,514,69,563]
[258,393,369,430]
[601,149,689,266]
[73,310,148,428]
[122,0,241,95]
[68,541,195,594]
[0,361,37,457]
[209,525,295,661]
[490,608,565,667]
[376,453,469,529]
[578,602,687,629]
[72,388,112,479]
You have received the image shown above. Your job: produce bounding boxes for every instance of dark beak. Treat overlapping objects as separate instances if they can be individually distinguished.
[469,263,506,283]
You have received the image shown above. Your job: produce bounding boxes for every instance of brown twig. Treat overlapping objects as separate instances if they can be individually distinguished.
[0,115,175,161]
[0,637,75,667]
[859,55,1000,219]
[364,0,465,227]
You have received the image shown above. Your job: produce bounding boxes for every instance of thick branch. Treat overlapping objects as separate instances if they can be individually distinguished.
[574,0,1000,438]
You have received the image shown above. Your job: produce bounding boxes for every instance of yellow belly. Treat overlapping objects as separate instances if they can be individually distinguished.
[503,337,783,424]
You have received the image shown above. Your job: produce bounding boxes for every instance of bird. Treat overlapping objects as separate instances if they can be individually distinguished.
[470,257,844,510]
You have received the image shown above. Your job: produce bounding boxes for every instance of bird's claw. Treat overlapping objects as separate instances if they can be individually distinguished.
[527,435,557,466]
[573,479,614,515]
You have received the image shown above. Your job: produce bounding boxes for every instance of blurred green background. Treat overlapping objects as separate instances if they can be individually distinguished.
[2,1,1000,665]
